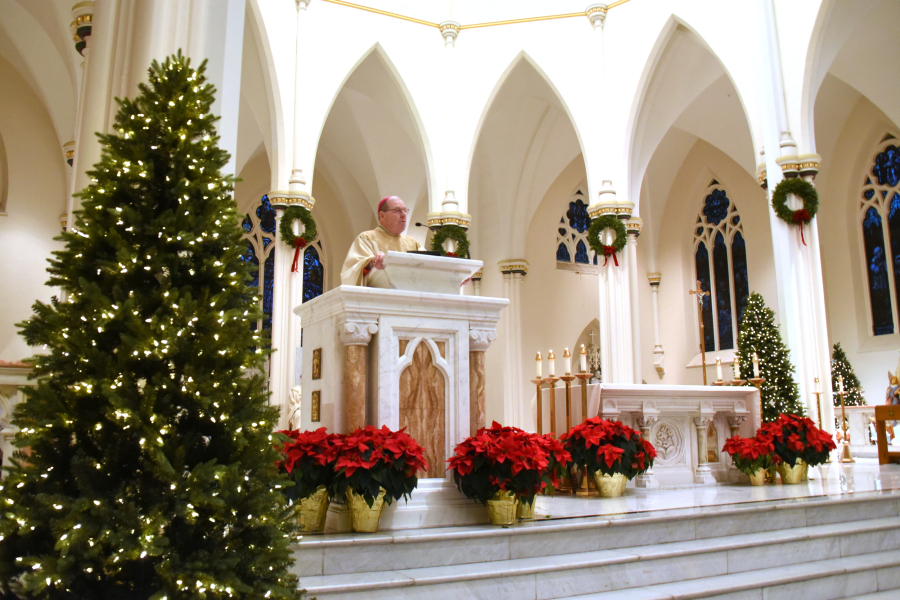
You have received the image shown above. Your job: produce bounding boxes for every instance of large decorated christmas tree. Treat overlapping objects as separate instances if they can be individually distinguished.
[831,342,867,407]
[736,292,805,422]
[0,53,301,599]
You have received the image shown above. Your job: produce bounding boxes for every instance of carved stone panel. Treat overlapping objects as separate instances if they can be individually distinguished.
[399,341,446,478]
[653,420,685,466]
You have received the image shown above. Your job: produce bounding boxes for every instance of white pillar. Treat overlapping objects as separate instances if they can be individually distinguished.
[757,0,833,433]
[626,218,642,383]
[499,261,528,428]
[648,273,664,377]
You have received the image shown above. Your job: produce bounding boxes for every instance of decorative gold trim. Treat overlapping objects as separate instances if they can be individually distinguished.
[426,212,470,228]
[626,216,642,235]
[319,0,632,31]
[268,191,315,210]
[74,14,92,26]
[311,390,321,422]
[471,269,483,280]
[647,273,661,285]
[498,260,528,275]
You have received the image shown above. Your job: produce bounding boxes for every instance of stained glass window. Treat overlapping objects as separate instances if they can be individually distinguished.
[556,188,596,270]
[693,185,749,352]
[241,195,277,339]
[303,246,324,303]
[861,139,900,336]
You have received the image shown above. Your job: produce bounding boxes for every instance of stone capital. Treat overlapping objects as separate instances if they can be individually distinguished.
[692,415,713,428]
[498,260,528,276]
[586,4,607,29]
[637,415,658,429]
[469,328,497,352]
[727,415,747,428]
[339,319,378,346]
[268,191,315,211]
[440,21,460,47]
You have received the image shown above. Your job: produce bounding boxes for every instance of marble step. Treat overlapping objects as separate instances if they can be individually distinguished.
[293,494,900,577]
[296,514,900,599]
[563,549,900,600]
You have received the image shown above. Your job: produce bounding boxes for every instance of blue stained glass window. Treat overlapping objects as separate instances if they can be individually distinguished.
[732,232,750,328]
[695,243,715,351]
[258,196,277,234]
[303,246,324,303]
[713,232,733,350]
[863,207,894,335]
[865,189,875,200]
[558,227,567,236]
[703,189,730,225]
[262,251,275,332]
[890,193,900,318]
[732,216,740,226]
[575,240,590,264]
[557,243,571,262]
[567,199,591,233]
[593,254,598,265]
[241,215,253,232]
[873,145,900,187]
[696,227,704,236]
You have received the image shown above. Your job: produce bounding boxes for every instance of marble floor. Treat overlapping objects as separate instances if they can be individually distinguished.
[528,458,900,523]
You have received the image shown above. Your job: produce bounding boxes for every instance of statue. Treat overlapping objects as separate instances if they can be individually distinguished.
[886,371,900,406]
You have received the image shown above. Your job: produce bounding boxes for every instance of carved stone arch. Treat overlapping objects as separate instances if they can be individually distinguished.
[398,337,448,478]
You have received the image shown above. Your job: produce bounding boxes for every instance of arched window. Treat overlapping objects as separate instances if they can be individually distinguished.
[693,183,749,352]
[241,195,276,335]
[556,189,598,272]
[861,134,900,336]
[302,240,325,303]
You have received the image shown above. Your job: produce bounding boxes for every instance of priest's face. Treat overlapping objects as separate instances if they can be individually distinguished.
[379,197,408,235]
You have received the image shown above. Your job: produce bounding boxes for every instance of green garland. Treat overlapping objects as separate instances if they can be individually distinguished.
[771,178,818,225]
[587,215,627,265]
[431,224,470,258]
[279,205,317,248]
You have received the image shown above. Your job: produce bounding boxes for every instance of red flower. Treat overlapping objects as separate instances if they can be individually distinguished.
[596,444,625,469]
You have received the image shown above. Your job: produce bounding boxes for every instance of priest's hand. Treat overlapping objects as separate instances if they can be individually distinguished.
[371,252,385,270]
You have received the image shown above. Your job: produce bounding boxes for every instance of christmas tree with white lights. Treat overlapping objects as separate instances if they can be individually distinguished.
[736,292,805,422]
[831,342,867,407]
[0,53,301,599]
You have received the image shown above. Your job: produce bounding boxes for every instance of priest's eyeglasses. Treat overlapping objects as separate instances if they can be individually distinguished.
[386,208,410,215]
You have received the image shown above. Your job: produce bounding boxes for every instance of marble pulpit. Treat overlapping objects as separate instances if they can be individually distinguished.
[294,253,508,529]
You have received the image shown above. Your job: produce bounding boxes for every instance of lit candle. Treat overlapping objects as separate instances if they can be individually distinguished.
[548,350,556,377]
[733,355,741,380]
[564,348,572,375]
[839,374,844,394]
[536,352,542,379]
[580,344,587,372]
[716,357,723,382]
[815,376,821,393]
[752,352,760,378]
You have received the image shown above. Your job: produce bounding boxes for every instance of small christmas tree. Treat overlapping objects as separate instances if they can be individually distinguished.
[831,342,866,406]
[0,53,301,599]
[737,292,805,422]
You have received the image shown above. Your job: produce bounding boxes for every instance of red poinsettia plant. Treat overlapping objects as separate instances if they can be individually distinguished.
[275,427,342,502]
[721,435,777,476]
[757,413,836,467]
[333,425,428,508]
[560,417,656,479]
[446,422,571,506]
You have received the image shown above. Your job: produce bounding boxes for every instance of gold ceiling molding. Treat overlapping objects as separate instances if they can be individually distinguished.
[318,0,633,30]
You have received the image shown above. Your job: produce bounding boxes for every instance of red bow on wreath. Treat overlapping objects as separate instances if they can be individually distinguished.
[792,209,812,246]
[291,237,307,272]
[602,245,619,267]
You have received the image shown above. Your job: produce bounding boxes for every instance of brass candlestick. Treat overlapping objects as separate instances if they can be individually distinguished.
[838,385,855,463]
[560,375,576,433]
[543,376,560,436]
[749,376,766,430]
[531,378,544,435]
[575,373,591,422]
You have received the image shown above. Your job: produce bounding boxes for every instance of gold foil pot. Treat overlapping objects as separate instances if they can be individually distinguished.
[487,490,518,525]
[592,471,627,497]
[346,487,387,533]
[294,485,330,532]
[777,458,808,484]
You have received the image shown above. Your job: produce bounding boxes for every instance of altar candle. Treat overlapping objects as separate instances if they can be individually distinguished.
[564,348,572,375]
[716,357,723,382]
[580,344,587,372]
[752,352,760,378]
[548,350,556,377]
[839,374,845,394]
[733,355,741,380]
[536,352,542,379]
[815,376,821,393]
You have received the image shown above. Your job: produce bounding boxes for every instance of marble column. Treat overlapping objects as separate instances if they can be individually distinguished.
[626,217,642,383]
[469,327,497,435]
[499,260,528,428]
[756,0,834,435]
[693,416,716,484]
[635,415,659,488]
[339,318,378,433]
[648,273,664,377]
[471,270,483,297]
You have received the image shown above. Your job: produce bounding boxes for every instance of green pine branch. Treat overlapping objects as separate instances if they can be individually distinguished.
[831,342,866,407]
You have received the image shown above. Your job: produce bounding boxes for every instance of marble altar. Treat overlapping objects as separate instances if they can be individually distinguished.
[533,382,759,487]
[294,255,507,529]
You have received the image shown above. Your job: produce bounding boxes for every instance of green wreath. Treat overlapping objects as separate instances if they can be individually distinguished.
[772,178,818,226]
[587,215,627,266]
[430,224,470,258]
[279,205,317,248]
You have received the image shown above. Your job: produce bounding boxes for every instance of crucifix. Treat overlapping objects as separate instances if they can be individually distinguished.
[588,331,596,345]
[689,280,709,385]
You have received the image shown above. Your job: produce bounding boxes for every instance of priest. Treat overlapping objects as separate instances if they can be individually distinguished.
[340,196,424,287]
